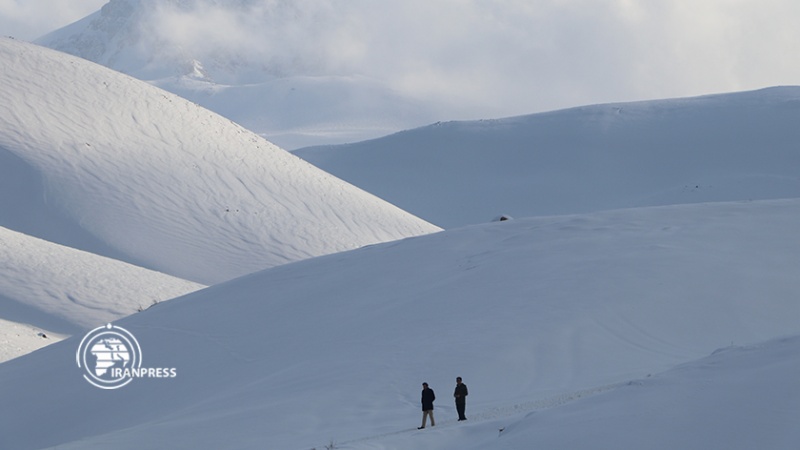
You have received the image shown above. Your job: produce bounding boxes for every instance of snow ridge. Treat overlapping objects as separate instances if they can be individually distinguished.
[296,86,800,228]
[0,38,439,285]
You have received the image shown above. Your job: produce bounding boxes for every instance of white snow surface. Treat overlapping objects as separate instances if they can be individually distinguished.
[1,199,799,449]
[0,37,439,286]
[296,86,800,228]
[0,316,67,364]
[0,225,204,362]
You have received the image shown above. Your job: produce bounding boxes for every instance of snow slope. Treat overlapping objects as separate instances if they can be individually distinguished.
[296,86,800,228]
[35,0,336,84]
[0,225,203,362]
[1,199,798,449]
[482,335,800,450]
[35,0,441,148]
[374,334,800,450]
[0,37,439,285]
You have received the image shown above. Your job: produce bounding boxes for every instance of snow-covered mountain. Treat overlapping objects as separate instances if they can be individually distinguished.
[1,199,799,449]
[36,0,330,84]
[35,0,442,148]
[2,17,799,448]
[0,37,439,286]
[297,86,800,228]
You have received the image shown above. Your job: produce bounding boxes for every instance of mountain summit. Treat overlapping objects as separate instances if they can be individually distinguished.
[37,0,318,83]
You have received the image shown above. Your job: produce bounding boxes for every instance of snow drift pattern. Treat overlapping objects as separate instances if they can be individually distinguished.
[0,38,439,284]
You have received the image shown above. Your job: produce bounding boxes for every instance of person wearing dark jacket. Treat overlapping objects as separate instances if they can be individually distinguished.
[418,382,436,429]
[454,376,468,421]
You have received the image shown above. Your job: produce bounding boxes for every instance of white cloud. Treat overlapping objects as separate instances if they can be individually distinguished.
[0,0,105,40]
[3,0,800,119]
[353,0,800,118]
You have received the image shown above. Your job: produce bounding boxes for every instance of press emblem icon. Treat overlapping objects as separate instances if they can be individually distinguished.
[76,323,142,389]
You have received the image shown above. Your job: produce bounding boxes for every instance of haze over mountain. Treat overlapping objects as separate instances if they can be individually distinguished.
[35,0,443,148]
[30,0,800,151]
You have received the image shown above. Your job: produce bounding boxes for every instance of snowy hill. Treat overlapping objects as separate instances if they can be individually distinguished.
[0,225,203,362]
[480,335,800,450]
[296,86,800,228]
[35,0,441,148]
[1,199,798,449]
[0,37,439,286]
[4,6,800,448]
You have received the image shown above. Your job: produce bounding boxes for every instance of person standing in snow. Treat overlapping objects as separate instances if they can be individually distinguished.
[418,382,436,429]
[454,376,468,421]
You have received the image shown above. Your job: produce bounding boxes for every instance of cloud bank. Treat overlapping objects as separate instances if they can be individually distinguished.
[6,0,800,119]
[0,0,104,40]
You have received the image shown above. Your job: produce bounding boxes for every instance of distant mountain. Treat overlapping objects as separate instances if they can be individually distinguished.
[0,37,439,285]
[296,86,800,228]
[36,0,310,83]
[35,0,440,148]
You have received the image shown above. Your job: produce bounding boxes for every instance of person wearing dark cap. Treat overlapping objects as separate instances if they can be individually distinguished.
[418,382,436,429]
[454,377,468,421]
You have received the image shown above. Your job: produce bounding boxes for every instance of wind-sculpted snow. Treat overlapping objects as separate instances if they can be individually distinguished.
[0,226,204,362]
[0,38,439,284]
[297,86,800,228]
[0,199,798,449]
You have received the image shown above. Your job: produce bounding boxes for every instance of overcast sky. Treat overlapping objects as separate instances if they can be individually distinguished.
[2,0,800,119]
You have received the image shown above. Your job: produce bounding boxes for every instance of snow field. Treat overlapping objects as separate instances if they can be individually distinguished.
[1,199,799,449]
